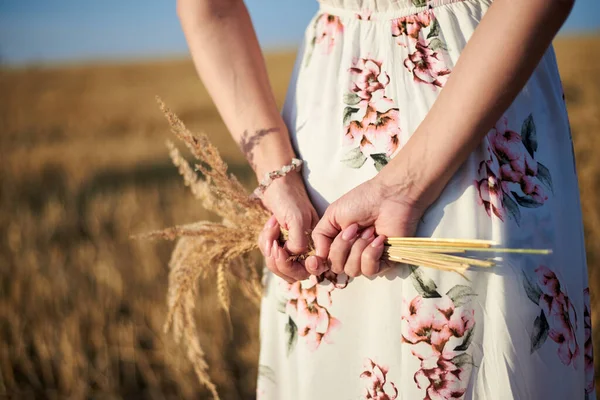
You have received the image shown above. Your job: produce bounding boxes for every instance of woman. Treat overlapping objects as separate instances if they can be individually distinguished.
[177,0,595,398]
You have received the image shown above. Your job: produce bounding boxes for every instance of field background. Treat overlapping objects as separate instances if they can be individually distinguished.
[1,36,599,399]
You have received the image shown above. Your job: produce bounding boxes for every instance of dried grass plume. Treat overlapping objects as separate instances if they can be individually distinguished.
[136,97,269,399]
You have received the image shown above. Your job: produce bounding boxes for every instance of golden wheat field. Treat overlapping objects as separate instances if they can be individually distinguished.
[1,36,599,399]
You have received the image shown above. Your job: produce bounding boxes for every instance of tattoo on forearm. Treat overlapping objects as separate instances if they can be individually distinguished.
[239,127,280,170]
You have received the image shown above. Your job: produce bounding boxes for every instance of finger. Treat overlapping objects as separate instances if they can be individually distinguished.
[344,226,375,278]
[272,240,310,282]
[265,249,294,283]
[305,255,328,276]
[361,235,387,277]
[329,223,359,274]
[258,215,279,256]
[259,218,293,283]
[285,215,310,255]
[311,207,341,262]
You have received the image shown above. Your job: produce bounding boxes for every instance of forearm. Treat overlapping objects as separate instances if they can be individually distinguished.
[177,0,296,177]
[379,0,574,207]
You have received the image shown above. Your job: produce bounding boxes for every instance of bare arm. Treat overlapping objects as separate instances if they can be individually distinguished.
[379,0,575,206]
[177,0,296,177]
[178,0,319,281]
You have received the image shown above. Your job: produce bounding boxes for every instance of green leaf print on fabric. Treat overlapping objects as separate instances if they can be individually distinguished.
[412,0,427,7]
[454,322,476,351]
[258,365,277,384]
[429,37,447,52]
[530,310,550,353]
[537,162,554,193]
[502,192,522,225]
[511,191,544,208]
[342,147,368,168]
[521,113,538,157]
[523,266,580,367]
[475,115,554,224]
[342,58,402,170]
[276,299,287,313]
[409,266,442,298]
[446,285,476,308]
[450,353,476,369]
[285,317,298,356]
[371,153,391,172]
[522,269,542,305]
[343,106,361,126]
[427,18,440,39]
[344,93,362,105]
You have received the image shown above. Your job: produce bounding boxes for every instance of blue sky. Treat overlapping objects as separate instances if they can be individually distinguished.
[0,0,598,65]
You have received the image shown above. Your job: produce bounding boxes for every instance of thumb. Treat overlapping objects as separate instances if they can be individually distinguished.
[311,208,341,261]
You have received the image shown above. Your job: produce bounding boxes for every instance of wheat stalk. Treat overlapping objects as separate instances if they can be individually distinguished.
[136,98,551,398]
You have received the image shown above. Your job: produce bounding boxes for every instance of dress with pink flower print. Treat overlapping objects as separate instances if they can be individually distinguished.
[256,1,595,399]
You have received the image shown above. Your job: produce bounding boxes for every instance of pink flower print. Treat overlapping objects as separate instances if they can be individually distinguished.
[411,344,468,400]
[402,295,450,348]
[535,266,580,366]
[583,288,595,395]
[401,295,474,351]
[360,359,398,400]
[474,151,506,220]
[519,175,548,204]
[315,14,344,54]
[541,292,579,365]
[280,273,347,351]
[404,40,451,88]
[350,58,391,101]
[391,12,433,44]
[282,275,334,313]
[437,302,475,340]
[488,118,538,181]
[296,299,341,351]
[535,265,561,296]
[477,115,553,224]
[345,104,401,158]
[474,173,505,221]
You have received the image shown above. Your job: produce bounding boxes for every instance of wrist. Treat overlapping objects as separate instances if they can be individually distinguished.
[373,161,432,211]
[374,138,449,210]
[240,126,298,179]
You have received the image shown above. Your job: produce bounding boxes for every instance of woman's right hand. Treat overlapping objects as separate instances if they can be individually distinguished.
[257,172,320,283]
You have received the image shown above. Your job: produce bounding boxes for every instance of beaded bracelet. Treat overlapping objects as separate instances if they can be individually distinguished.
[250,158,303,200]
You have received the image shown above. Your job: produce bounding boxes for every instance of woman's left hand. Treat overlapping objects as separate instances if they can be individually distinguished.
[308,174,428,278]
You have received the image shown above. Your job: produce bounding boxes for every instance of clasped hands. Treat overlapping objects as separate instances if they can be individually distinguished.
[257,170,426,283]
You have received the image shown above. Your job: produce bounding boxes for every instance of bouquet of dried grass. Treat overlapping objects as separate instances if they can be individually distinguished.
[138,98,550,399]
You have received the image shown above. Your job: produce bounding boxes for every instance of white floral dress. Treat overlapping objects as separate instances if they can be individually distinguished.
[257,1,596,399]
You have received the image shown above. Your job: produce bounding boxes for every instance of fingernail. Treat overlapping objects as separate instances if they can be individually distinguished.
[341,224,359,241]
[370,235,386,248]
[266,215,278,229]
[271,240,279,258]
[265,239,272,257]
[361,226,375,240]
